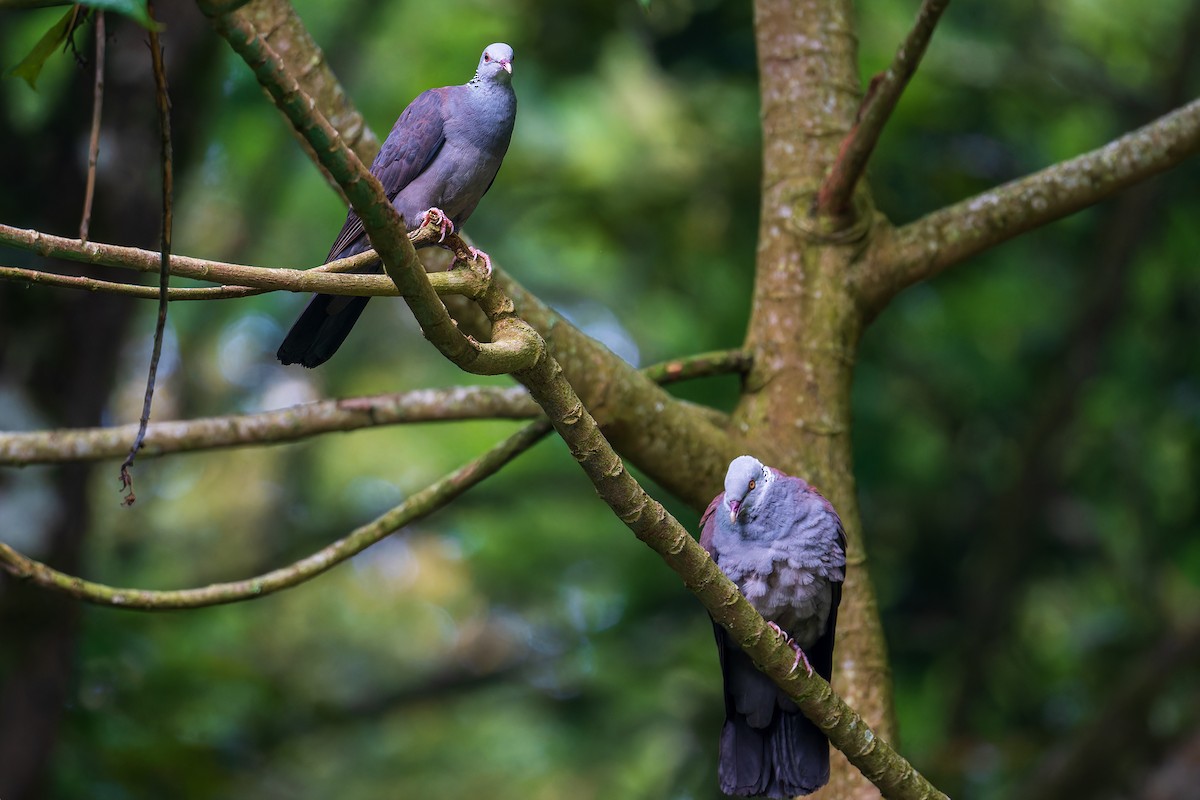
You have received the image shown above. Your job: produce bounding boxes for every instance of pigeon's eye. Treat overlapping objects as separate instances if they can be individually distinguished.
[748,479,756,490]
[484,52,492,62]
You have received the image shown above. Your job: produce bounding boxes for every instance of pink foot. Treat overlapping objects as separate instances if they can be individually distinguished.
[419,208,455,243]
[767,621,813,677]
[468,246,492,277]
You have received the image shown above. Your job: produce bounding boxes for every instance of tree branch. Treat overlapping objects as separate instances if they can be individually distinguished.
[0,264,262,300]
[0,349,748,465]
[858,98,1200,314]
[816,0,951,219]
[0,419,551,609]
[0,222,484,298]
[0,387,536,465]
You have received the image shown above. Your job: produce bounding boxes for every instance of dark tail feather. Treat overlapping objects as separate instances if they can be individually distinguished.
[718,708,828,799]
[767,706,830,797]
[714,623,830,798]
[277,293,371,368]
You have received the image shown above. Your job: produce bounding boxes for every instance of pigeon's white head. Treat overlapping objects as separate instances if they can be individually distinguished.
[723,455,775,524]
[474,43,514,85]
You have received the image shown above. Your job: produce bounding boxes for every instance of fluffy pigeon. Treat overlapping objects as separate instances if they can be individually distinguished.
[700,455,847,798]
[278,43,517,368]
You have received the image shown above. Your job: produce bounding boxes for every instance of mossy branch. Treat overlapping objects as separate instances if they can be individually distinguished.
[858,97,1200,314]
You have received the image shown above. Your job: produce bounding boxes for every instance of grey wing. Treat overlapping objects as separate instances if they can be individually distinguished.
[325,89,448,262]
[699,492,724,558]
[804,522,846,682]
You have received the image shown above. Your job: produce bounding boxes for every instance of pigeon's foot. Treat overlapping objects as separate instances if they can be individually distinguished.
[420,208,455,243]
[767,621,814,677]
[467,247,493,277]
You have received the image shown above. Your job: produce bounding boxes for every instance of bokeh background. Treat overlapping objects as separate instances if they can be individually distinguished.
[1,1,1198,798]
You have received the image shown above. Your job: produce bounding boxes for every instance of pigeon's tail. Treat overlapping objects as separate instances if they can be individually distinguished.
[714,625,830,798]
[277,293,371,368]
[718,706,829,799]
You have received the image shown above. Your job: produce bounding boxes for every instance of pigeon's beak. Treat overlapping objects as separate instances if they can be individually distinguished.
[728,500,741,523]
[500,60,512,74]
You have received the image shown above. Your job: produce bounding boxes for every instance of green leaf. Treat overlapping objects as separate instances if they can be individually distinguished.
[6,7,75,90]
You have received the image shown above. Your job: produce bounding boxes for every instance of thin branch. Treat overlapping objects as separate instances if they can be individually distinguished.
[0,420,550,609]
[79,10,104,242]
[1,387,538,465]
[0,350,748,465]
[118,15,172,505]
[0,264,262,300]
[858,98,1200,314]
[0,222,484,298]
[817,0,951,218]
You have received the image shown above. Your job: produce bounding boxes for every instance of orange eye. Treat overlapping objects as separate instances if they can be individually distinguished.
[748,479,756,490]
[484,52,492,62]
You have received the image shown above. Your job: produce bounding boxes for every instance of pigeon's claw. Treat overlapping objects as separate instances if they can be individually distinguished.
[767,621,814,677]
[468,246,493,277]
[420,208,455,243]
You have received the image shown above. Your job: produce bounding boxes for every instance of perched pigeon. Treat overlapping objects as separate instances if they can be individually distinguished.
[278,43,517,368]
[700,455,847,798]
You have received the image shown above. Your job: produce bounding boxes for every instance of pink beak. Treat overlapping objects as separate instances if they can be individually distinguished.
[728,500,741,523]
[500,60,512,74]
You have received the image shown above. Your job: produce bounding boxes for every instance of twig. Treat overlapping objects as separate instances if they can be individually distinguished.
[817,0,951,218]
[859,97,1200,315]
[79,10,104,242]
[118,16,173,506]
[0,420,550,609]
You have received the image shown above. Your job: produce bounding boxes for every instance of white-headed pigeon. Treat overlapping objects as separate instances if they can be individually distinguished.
[700,455,847,798]
[278,43,517,368]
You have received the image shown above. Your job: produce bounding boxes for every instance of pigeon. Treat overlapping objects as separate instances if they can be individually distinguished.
[278,43,517,368]
[700,455,847,798]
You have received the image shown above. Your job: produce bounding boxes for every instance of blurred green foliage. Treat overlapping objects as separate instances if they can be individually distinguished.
[1,0,1198,798]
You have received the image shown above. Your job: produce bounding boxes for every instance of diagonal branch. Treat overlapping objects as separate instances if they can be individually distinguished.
[817,0,951,218]
[194,0,738,505]
[0,420,551,610]
[857,97,1200,314]
[484,304,948,800]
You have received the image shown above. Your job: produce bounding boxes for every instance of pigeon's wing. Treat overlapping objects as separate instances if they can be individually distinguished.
[803,522,846,683]
[699,491,724,557]
[325,89,449,262]
[700,491,724,561]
